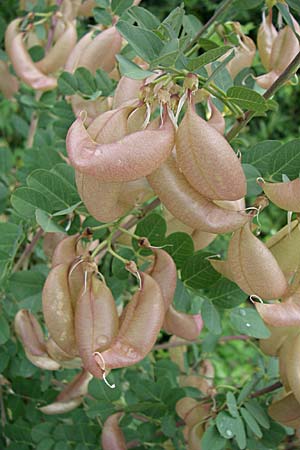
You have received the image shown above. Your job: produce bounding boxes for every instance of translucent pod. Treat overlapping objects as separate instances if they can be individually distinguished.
[5,19,57,91]
[42,264,78,356]
[176,101,246,200]
[227,223,287,299]
[259,325,299,357]
[66,110,175,182]
[207,97,225,135]
[39,370,92,415]
[226,34,256,79]
[14,310,60,371]
[71,95,112,126]
[113,76,144,109]
[43,232,66,260]
[101,412,127,450]
[164,306,203,341]
[35,20,77,74]
[99,272,165,371]
[147,155,250,234]
[257,11,278,71]
[266,220,300,286]
[75,274,119,378]
[255,289,300,327]
[258,178,300,212]
[285,333,300,404]
[0,60,19,98]
[77,26,122,74]
[268,392,300,428]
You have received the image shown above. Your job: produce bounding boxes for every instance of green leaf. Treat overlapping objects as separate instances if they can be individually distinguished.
[0,315,10,345]
[216,412,237,439]
[204,278,247,309]
[187,46,232,71]
[241,141,282,177]
[227,86,268,112]
[276,3,298,33]
[58,72,78,95]
[287,0,300,14]
[240,407,263,438]
[161,415,176,438]
[11,187,52,218]
[242,163,263,196]
[0,222,23,280]
[164,232,194,269]
[244,400,270,429]
[173,279,192,313]
[35,209,65,233]
[237,375,260,404]
[88,377,121,402]
[182,14,202,38]
[31,423,54,443]
[201,425,227,450]
[94,68,115,95]
[111,0,133,15]
[226,392,239,418]
[8,271,45,312]
[112,248,135,279]
[181,252,221,289]
[235,416,247,450]
[116,54,154,79]
[127,5,160,30]
[74,67,97,96]
[135,213,166,246]
[201,299,222,335]
[0,146,13,174]
[93,7,112,25]
[267,139,300,181]
[117,21,163,62]
[230,308,271,338]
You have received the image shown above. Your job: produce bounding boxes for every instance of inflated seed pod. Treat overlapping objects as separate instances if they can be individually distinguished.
[35,20,77,74]
[147,155,250,234]
[209,259,234,282]
[71,95,112,126]
[14,310,61,370]
[258,178,300,212]
[164,306,203,341]
[42,263,78,356]
[51,233,83,267]
[39,370,92,414]
[46,337,76,362]
[259,325,298,357]
[98,272,165,372]
[285,333,300,404]
[101,413,127,450]
[0,60,19,98]
[176,100,246,200]
[66,110,175,182]
[176,397,199,422]
[5,19,57,91]
[188,422,205,450]
[176,398,210,427]
[113,76,144,109]
[75,274,119,378]
[207,98,225,135]
[227,223,287,299]
[65,28,97,72]
[279,339,292,392]
[43,232,65,260]
[257,11,278,71]
[226,34,256,79]
[77,26,122,74]
[255,289,300,327]
[268,392,300,428]
[169,337,187,371]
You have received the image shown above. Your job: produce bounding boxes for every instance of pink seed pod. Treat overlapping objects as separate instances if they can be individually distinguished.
[258,178,300,212]
[284,333,300,404]
[257,11,278,71]
[64,28,97,72]
[66,109,175,182]
[75,274,119,378]
[76,26,122,74]
[147,155,250,234]
[176,100,246,200]
[226,34,256,79]
[255,290,300,327]
[259,325,298,357]
[5,19,57,91]
[42,263,78,356]
[268,391,300,429]
[14,310,61,370]
[51,233,84,267]
[46,337,77,363]
[39,370,92,414]
[113,76,144,109]
[71,95,112,126]
[176,398,210,427]
[164,306,203,341]
[227,223,287,299]
[43,232,66,260]
[99,272,165,371]
[207,97,225,135]
[0,60,19,98]
[87,105,134,144]
[101,412,127,450]
[209,259,234,282]
[35,19,77,74]
[188,422,205,450]
[279,339,292,392]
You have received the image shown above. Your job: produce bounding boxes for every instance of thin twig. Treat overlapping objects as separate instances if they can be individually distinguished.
[184,0,235,52]
[13,228,44,272]
[153,334,250,350]
[250,381,282,399]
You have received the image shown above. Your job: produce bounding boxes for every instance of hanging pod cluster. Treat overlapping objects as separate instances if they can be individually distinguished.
[256,8,300,89]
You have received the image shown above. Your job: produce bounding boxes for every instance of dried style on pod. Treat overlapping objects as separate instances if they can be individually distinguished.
[255,289,300,327]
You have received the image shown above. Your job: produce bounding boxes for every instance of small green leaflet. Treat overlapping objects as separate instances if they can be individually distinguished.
[116,54,154,79]
[230,308,271,338]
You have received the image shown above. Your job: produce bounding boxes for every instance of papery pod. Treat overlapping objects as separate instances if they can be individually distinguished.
[127,105,147,134]
[209,258,235,282]
[35,20,77,74]
[5,19,57,91]
[40,370,92,414]
[207,98,225,135]
[163,305,203,341]
[71,95,112,126]
[176,397,199,421]
[180,375,213,396]
[226,34,256,79]
[279,339,292,392]
[0,60,19,98]
[259,178,300,212]
[101,413,127,450]
[176,101,246,200]
[259,325,299,356]
[77,26,122,74]
[119,177,153,208]
[100,272,165,371]
[77,0,96,16]
[113,76,144,109]
[255,289,300,327]
[75,274,119,378]
[192,229,216,250]
[266,220,300,285]
[169,336,187,372]
[46,337,76,362]
[268,391,300,428]
[14,310,61,371]
[67,110,175,182]
[285,332,300,404]
[188,422,205,450]
[51,233,84,267]
[214,197,246,211]
[42,264,77,356]
[257,11,278,71]
[65,28,97,72]
[227,223,287,299]
[43,232,66,260]
[147,155,250,233]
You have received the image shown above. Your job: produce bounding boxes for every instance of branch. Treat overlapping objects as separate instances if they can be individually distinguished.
[13,228,44,273]
[250,381,282,399]
[184,0,235,52]
[225,50,300,142]
[153,334,250,350]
